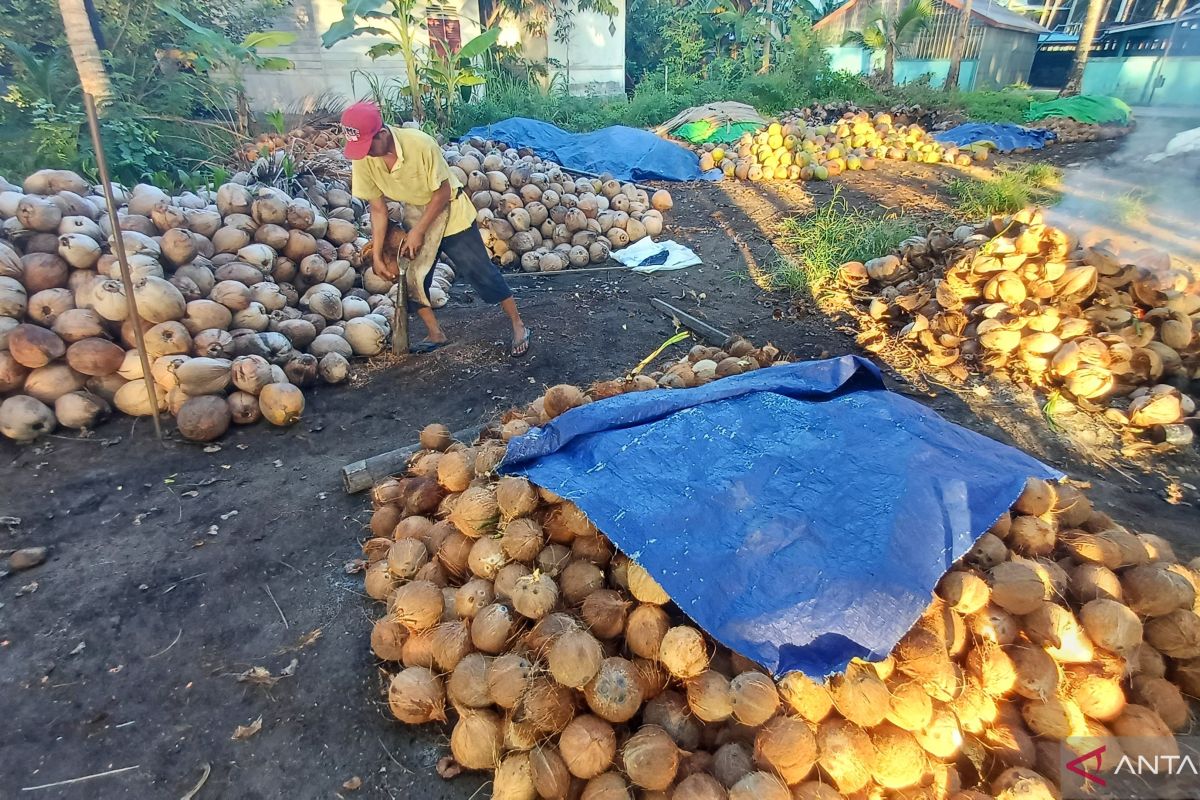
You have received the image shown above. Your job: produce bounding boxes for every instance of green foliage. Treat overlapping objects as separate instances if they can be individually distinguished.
[324,0,427,121]
[421,27,502,125]
[947,163,1062,219]
[772,191,917,293]
[266,109,287,134]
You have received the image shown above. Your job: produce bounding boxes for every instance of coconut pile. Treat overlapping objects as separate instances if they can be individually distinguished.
[440,140,674,272]
[698,113,984,184]
[360,344,1200,800]
[841,207,1199,442]
[0,167,403,443]
[240,122,344,165]
[1027,118,1131,145]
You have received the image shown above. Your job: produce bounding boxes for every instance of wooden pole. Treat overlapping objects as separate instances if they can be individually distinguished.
[82,93,164,442]
[341,424,484,493]
[649,298,731,345]
[392,272,409,356]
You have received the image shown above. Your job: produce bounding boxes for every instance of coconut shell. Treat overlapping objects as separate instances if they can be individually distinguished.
[584,657,643,724]
[1005,643,1059,701]
[1111,705,1179,762]
[642,690,701,750]
[1144,609,1200,659]
[387,666,446,723]
[753,714,816,785]
[1122,563,1194,617]
[816,718,874,794]
[778,671,833,722]
[560,714,617,779]
[451,709,503,770]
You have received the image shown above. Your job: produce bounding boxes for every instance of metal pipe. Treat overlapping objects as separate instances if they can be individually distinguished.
[82,92,165,442]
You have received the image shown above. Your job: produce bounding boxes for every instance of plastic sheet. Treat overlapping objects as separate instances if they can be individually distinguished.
[935,123,1056,152]
[501,356,1062,677]
[463,117,720,182]
[1025,95,1132,125]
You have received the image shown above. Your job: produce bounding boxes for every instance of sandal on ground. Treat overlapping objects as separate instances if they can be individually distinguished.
[410,339,449,354]
[511,328,532,358]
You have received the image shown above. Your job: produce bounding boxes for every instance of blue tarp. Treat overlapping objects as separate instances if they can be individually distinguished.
[935,123,1057,153]
[501,357,1061,677]
[463,117,719,183]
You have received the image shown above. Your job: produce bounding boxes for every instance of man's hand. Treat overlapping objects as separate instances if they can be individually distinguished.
[400,227,425,260]
[373,250,398,282]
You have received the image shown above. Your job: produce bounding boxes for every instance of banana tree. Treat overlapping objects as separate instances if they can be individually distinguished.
[420,26,501,126]
[322,0,426,122]
[842,0,933,86]
[155,2,296,135]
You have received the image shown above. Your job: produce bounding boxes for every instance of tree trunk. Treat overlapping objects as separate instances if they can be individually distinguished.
[945,0,974,91]
[58,0,111,102]
[884,42,896,85]
[759,0,773,73]
[1060,0,1104,95]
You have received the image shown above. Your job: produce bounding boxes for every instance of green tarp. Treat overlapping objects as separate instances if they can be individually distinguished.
[1025,95,1132,126]
[673,119,762,144]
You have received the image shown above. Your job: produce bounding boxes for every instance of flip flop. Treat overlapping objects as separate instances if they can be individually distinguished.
[410,339,449,354]
[510,328,532,358]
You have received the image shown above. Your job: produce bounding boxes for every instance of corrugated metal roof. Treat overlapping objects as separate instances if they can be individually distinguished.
[1105,4,1200,34]
[816,0,1048,34]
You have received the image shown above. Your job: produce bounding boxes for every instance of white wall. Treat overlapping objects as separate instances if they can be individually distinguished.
[545,0,626,96]
[242,0,484,112]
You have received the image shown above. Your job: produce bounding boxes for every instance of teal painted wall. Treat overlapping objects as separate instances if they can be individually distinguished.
[824,46,978,89]
[1082,56,1200,106]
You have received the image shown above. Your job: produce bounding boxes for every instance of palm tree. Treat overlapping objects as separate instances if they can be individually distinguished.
[944,0,974,91]
[58,0,111,102]
[843,0,934,86]
[1061,0,1103,96]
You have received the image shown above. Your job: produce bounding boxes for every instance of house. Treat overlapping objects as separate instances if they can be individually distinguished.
[816,0,1048,89]
[240,0,626,114]
[1081,6,1200,103]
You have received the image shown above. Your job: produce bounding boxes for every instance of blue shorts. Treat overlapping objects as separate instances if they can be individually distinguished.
[438,224,513,305]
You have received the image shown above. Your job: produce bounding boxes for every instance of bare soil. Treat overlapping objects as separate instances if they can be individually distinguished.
[2,138,1196,799]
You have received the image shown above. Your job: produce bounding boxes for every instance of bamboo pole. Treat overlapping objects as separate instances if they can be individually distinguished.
[82,93,164,442]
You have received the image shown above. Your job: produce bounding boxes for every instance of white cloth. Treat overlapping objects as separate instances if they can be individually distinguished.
[1145,126,1200,162]
[611,237,703,273]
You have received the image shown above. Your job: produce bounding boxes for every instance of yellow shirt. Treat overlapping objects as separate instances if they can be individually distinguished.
[350,126,476,236]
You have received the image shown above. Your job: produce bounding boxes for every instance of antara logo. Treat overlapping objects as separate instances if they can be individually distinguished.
[1066,746,1107,786]
[345,127,361,143]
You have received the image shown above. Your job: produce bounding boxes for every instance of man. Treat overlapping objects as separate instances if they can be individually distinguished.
[341,101,531,356]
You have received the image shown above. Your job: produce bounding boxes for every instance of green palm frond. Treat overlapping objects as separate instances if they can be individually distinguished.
[861,21,888,50]
[894,0,934,43]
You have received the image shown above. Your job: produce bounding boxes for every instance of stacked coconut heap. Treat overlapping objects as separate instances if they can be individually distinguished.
[0,167,407,444]
[439,140,674,272]
[841,208,1199,441]
[1026,118,1131,145]
[359,348,1200,800]
[240,122,344,165]
[698,112,983,184]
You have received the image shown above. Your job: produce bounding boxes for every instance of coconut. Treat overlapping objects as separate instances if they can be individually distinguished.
[484,652,531,710]
[451,709,503,770]
[54,390,108,429]
[548,627,605,689]
[468,535,508,580]
[363,560,397,600]
[580,772,631,800]
[829,660,889,727]
[673,773,728,800]
[64,337,123,377]
[1139,533,1177,563]
[9,324,65,368]
[450,485,499,537]
[580,589,629,640]
[584,657,643,723]
[642,690,701,750]
[387,667,446,724]
[686,669,733,723]
[1006,643,1060,700]
[777,671,833,722]
[501,518,545,563]
[621,725,680,791]
[517,677,575,734]
[1080,598,1143,653]
[712,742,754,789]
[1132,675,1190,731]
[990,767,1056,800]
[1069,563,1123,603]
[1008,516,1056,557]
[493,752,536,800]
[259,382,304,425]
[966,640,1017,698]
[970,604,1020,645]
[660,626,709,679]
[495,563,533,602]
[1123,563,1194,617]
[816,718,874,794]
[497,476,539,520]
[867,723,927,790]
[1065,663,1127,722]
[511,571,559,620]
[447,651,491,707]
[543,502,596,544]
[454,578,495,619]
[914,705,963,760]
[937,570,991,614]
[573,535,615,568]
[752,714,816,785]
[175,395,231,442]
[419,422,452,450]
[390,580,444,632]
[560,714,617,779]
[632,658,671,704]
[530,747,572,800]
[728,671,778,726]
[1111,705,1179,762]
[0,395,57,441]
[471,602,516,654]
[628,562,671,604]
[989,561,1047,615]
[1144,609,1200,658]
[1022,602,1095,663]
[371,617,408,661]
[536,544,572,577]
[393,514,433,542]
[387,538,429,581]
[560,560,605,605]
[25,363,86,403]
[967,533,1008,570]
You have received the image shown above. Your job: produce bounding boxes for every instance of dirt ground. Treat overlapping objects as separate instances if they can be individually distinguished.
[2,135,1198,799]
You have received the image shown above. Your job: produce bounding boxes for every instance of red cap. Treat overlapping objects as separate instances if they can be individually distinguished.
[341,101,384,160]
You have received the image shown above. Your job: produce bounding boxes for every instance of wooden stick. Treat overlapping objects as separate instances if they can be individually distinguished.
[649,298,731,345]
[21,765,140,791]
[264,584,289,629]
[341,424,484,494]
[392,270,409,356]
[83,93,164,442]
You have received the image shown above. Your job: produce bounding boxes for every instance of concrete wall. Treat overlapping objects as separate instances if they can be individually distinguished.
[1083,55,1200,106]
[545,0,627,96]
[975,27,1038,89]
[825,46,979,89]
[242,0,484,112]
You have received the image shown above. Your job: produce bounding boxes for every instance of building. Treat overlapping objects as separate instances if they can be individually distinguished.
[1083,6,1200,103]
[240,0,626,113]
[816,0,1048,89]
